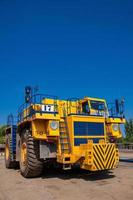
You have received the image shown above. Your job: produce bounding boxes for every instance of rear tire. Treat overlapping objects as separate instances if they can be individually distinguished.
[5,134,18,168]
[20,130,43,178]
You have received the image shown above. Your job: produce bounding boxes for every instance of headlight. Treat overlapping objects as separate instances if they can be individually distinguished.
[50,121,58,130]
[112,124,119,131]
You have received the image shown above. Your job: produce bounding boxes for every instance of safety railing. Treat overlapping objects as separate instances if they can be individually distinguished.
[116,143,133,150]
[107,99,125,118]
[66,98,81,115]
[7,114,18,126]
[18,93,59,122]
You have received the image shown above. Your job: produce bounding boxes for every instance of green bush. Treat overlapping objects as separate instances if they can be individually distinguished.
[125,119,133,142]
[0,125,6,144]
[0,136,5,144]
[117,119,133,143]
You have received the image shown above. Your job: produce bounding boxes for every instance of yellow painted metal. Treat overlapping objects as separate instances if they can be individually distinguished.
[57,140,119,171]
[106,123,122,138]
[21,142,27,166]
[5,143,10,160]
[48,120,59,136]
[80,141,119,171]
[32,119,47,139]
[106,118,126,138]
[18,96,125,171]
[106,118,126,124]
[32,119,59,139]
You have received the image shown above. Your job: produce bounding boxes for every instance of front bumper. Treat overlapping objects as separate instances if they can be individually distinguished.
[80,142,119,171]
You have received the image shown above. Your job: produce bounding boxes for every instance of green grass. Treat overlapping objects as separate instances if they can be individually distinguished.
[0,125,6,144]
[0,136,5,144]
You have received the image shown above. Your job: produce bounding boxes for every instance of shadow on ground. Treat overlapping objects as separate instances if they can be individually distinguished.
[41,167,115,181]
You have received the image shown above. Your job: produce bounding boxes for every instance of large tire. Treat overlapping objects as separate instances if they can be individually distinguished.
[5,134,18,168]
[20,130,43,178]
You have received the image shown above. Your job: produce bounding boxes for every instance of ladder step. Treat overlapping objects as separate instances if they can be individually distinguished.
[60,142,69,145]
[60,138,67,140]
[61,147,69,150]
[60,136,67,138]
[60,137,68,139]
[60,129,66,132]
[60,137,68,140]
[59,129,66,131]
[59,122,65,124]
[61,135,67,138]
[60,133,67,136]
[59,120,70,154]
[60,136,68,139]
[60,139,69,144]
[60,138,68,141]
[63,164,71,170]
[60,138,68,140]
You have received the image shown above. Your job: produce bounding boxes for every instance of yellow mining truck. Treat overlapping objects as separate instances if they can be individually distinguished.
[5,87,125,178]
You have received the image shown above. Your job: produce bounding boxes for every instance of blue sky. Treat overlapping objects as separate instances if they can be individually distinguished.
[0,0,133,124]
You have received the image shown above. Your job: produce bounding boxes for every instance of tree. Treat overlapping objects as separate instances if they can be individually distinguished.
[0,125,6,144]
[125,119,133,142]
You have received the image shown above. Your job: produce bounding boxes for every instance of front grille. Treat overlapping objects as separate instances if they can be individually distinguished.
[74,122,104,136]
[93,143,116,170]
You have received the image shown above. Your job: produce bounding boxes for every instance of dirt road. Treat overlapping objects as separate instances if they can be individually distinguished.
[0,156,133,200]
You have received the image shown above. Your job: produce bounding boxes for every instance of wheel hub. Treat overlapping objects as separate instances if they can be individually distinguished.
[21,142,27,166]
[5,144,10,160]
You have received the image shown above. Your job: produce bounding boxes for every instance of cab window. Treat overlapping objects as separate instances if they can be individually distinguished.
[90,100,105,111]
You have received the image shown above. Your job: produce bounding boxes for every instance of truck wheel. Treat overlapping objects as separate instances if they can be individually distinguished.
[20,130,43,178]
[5,135,18,168]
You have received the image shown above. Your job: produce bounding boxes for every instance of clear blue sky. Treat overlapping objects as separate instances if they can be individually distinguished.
[0,0,133,124]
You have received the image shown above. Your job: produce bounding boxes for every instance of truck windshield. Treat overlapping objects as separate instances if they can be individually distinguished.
[90,100,105,111]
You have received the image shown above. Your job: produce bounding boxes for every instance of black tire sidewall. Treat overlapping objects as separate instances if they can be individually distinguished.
[19,130,43,178]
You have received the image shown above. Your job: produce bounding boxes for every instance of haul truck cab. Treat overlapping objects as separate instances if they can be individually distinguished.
[5,87,125,178]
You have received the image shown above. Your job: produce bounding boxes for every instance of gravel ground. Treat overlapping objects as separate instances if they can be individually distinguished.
[0,155,133,200]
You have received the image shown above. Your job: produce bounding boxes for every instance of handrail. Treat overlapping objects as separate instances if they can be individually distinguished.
[18,93,59,123]
[107,100,125,118]
[7,114,18,126]
[116,143,133,150]
[66,98,81,115]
